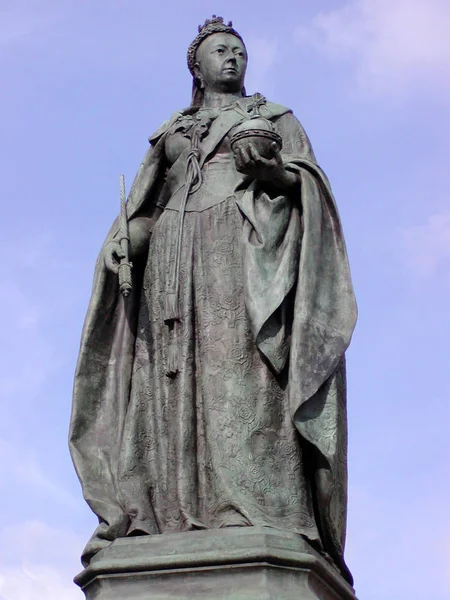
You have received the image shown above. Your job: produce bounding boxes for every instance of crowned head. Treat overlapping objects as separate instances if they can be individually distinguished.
[187,16,247,105]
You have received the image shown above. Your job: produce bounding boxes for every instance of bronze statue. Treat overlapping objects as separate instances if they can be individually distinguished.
[70,16,357,586]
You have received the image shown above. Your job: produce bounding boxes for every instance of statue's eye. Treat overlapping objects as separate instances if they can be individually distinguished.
[217,48,224,54]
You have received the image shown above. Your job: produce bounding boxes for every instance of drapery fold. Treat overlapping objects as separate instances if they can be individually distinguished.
[69,99,357,583]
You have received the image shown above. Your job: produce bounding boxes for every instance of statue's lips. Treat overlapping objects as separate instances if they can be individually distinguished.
[223,67,238,74]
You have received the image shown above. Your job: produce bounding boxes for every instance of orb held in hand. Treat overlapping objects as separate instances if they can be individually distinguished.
[230,116,283,160]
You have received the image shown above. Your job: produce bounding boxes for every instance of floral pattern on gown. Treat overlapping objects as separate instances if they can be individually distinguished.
[70,99,357,584]
[117,126,320,543]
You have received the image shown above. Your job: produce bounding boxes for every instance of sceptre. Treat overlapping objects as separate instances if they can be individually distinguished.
[118,174,132,297]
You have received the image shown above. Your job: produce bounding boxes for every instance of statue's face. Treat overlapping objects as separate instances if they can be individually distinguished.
[194,32,247,93]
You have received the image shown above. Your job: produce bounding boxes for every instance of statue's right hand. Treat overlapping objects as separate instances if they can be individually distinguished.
[103,240,125,274]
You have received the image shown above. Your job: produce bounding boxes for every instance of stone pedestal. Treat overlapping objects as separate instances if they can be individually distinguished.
[74,527,358,600]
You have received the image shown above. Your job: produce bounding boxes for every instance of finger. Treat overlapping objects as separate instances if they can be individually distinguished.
[240,144,253,167]
[112,241,126,259]
[104,252,119,274]
[248,143,261,163]
[234,148,243,171]
[271,142,283,165]
[249,144,273,167]
[236,146,252,173]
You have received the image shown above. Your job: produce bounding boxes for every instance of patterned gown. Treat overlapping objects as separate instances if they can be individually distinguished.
[117,107,321,547]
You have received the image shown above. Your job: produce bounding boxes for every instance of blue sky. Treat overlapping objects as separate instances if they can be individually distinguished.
[1,1,450,598]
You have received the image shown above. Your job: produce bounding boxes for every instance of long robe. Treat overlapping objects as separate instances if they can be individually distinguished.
[69,96,357,584]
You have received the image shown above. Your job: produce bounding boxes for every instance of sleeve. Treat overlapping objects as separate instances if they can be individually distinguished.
[273,111,317,164]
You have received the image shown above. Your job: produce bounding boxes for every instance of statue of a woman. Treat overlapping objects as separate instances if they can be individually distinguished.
[69,16,357,585]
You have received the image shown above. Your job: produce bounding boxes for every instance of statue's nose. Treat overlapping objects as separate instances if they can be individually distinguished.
[226,52,237,64]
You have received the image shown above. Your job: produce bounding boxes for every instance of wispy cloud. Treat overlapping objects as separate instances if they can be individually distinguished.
[0,566,81,600]
[0,235,59,403]
[346,481,450,598]
[0,280,55,400]
[0,231,79,404]
[0,520,84,599]
[295,0,450,97]
[399,210,450,277]
[244,36,278,96]
[0,439,78,509]
[0,520,84,567]
[0,2,70,48]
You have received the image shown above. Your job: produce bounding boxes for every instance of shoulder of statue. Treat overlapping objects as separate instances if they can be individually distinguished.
[148,110,185,144]
[262,100,293,119]
[239,95,292,121]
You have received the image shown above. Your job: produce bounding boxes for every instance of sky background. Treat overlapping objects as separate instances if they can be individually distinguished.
[1,0,450,598]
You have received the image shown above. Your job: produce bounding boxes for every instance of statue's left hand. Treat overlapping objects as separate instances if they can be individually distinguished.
[234,142,299,192]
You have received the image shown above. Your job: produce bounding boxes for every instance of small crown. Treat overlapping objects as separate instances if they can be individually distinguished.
[187,15,244,76]
[198,16,233,33]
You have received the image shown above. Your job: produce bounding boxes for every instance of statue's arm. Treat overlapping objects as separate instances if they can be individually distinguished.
[102,205,160,274]
[273,111,317,164]
[233,110,316,195]
[128,216,154,260]
[103,205,163,274]
[266,111,321,205]
[103,134,169,274]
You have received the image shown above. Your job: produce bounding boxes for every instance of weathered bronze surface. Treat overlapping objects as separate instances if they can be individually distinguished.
[70,15,357,597]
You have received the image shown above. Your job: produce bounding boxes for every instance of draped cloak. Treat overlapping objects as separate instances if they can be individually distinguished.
[69,96,357,584]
